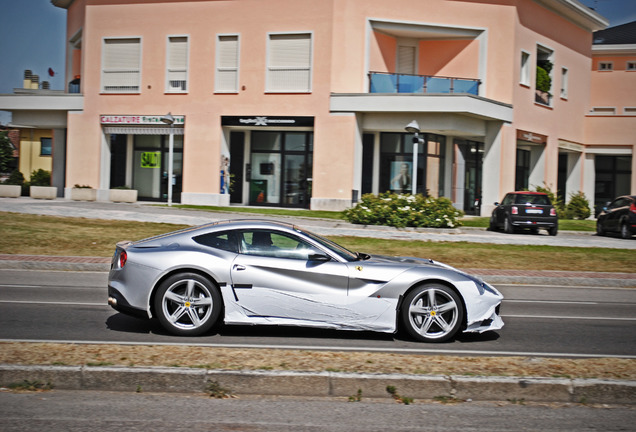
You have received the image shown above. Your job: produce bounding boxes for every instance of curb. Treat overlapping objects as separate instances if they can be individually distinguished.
[1,365,634,404]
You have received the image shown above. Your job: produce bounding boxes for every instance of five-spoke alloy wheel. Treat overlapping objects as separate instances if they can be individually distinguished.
[401,283,464,342]
[154,272,222,336]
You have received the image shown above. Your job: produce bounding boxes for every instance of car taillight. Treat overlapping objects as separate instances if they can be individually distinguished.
[550,208,557,216]
[511,206,518,215]
[630,203,636,214]
[119,250,127,268]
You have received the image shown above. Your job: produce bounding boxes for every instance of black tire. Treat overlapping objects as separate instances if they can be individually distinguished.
[504,217,514,234]
[620,222,632,239]
[488,216,497,231]
[154,272,222,336]
[548,226,558,236]
[596,221,605,236]
[400,283,464,343]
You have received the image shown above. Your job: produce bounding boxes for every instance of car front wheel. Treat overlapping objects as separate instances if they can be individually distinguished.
[154,272,222,336]
[620,223,632,239]
[401,283,464,343]
[596,221,605,236]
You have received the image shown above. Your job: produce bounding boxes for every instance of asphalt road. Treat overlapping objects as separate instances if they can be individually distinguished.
[1,269,635,358]
[1,390,634,432]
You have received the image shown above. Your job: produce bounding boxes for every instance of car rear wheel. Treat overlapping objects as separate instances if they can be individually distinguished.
[548,226,558,236]
[620,223,632,239]
[401,283,464,343]
[504,217,514,234]
[154,272,222,336]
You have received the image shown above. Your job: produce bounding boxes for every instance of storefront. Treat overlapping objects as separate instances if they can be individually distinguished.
[223,116,314,208]
[101,115,185,203]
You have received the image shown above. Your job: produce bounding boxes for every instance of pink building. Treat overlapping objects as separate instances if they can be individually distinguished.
[1,0,633,216]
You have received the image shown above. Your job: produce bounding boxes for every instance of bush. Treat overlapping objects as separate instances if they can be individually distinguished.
[342,192,463,228]
[3,170,25,186]
[30,169,51,186]
[533,183,565,216]
[564,191,591,220]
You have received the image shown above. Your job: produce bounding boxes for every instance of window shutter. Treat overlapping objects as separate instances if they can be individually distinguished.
[397,46,415,75]
[267,33,312,92]
[102,38,141,92]
[167,36,188,92]
[216,35,239,92]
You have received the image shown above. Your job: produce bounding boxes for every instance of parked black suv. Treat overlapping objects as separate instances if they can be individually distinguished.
[596,195,636,239]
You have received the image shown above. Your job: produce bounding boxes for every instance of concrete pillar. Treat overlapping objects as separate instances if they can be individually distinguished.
[481,121,503,216]
[565,152,582,199]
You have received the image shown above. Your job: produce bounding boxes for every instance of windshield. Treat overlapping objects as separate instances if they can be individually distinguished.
[298,228,359,262]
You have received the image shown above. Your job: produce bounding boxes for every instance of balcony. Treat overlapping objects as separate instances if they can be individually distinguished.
[369,72,480,95]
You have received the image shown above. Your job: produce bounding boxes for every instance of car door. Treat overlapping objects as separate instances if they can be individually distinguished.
[606,198,626,232]
[229,229,350,323]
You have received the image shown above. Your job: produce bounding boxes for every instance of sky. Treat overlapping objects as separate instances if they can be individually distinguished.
[0,0,635,123]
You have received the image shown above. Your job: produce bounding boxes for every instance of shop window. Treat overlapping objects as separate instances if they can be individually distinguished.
[266,33,312,93]
[166,36,189,92]
[40,137,52,156]
[599,62,613,71]
[102,37,141,93]
[215,35,239,93]
[515,149,530,191]
[627,62,636,71]
[520,50,531,86]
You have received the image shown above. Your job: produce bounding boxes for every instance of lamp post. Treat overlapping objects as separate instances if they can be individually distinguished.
[160,112,175,206]
[405,120,423,195]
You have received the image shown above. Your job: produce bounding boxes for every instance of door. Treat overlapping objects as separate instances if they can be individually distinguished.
[229,229,349,322]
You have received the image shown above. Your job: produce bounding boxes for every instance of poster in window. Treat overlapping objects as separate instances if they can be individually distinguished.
[390,161,412,193]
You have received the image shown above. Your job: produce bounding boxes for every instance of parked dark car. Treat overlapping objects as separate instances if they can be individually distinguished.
[489,191,558,236]
[596,195,636,239]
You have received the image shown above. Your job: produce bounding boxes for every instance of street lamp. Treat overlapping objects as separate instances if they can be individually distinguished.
[160,112,175,206]
[405,120,423,195]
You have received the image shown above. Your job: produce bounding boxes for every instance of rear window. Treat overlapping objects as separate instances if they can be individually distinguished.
[514,194,551,205]
[194,231,238,253]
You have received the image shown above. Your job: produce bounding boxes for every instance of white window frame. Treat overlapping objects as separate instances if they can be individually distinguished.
[560,66,569,100]
[520,50,531,86]
[624,107,636,114]
[166,35,189,93]
[215,34,240,93]
[101,37,142,94]
[535,44,554,106]
[266,32,313,93]
[590,107,616,115]
[627,61,636,71]
[599,62,613,71]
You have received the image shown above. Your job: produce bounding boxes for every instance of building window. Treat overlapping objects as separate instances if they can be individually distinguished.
[590,107,616,115]
[520,51,531,86]
[627,62,636,71]
[215,35,239,93]
[624,107,636,114]
[40,138,52,156]
[101,37,141,93]
[535,45,553,105]
[266,33,312,93]
[560,67,569,99]
[599,62,613,71]
[166,36,189,92]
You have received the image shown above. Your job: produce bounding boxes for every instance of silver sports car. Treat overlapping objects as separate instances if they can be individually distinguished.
[108,220,503,342]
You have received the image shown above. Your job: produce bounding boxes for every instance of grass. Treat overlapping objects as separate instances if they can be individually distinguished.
[0,211,633,273]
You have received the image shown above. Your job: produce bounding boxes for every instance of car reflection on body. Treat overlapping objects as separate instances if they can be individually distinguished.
[108,220,503,343]
[596,195,636,239]
[489,191,558,236]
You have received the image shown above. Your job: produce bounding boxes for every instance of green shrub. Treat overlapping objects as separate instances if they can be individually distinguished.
[0,132,16,174]
[533,184,565,216]
[3,170,25,185]
[30,169,51,186]
[343,192,463,228]
[564,191,591,220]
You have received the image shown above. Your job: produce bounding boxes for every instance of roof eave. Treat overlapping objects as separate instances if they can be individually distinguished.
[533,0,609,32]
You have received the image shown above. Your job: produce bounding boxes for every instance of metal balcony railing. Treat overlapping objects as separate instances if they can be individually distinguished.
[369,72,480,95]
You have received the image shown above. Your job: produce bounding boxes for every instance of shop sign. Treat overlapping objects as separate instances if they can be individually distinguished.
[100,115,185,125]
[141,152,161,168]
[221,116,314,127]
[516,129,547,144]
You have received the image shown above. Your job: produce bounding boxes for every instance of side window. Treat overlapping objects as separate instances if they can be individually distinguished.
[240,230,321,259]
[194,231,238,253]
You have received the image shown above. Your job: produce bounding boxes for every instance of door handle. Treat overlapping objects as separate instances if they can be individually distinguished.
[233,264,246,271]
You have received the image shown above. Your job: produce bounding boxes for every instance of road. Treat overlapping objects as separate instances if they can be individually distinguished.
[1,269,635,358]
[1,390,634,432]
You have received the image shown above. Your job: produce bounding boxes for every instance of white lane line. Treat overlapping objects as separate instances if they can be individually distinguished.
[504,300,599,305]
[2,339,634,359]
[502,314,636,321]
[0,285,41,288]
[0,300,105,306]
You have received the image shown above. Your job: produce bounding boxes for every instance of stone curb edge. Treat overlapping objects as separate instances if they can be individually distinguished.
[1,365,634,404]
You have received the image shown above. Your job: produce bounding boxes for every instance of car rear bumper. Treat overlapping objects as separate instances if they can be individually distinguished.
[510,217,557,228]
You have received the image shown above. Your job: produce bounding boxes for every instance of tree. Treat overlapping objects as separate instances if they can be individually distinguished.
[0,131,17,174]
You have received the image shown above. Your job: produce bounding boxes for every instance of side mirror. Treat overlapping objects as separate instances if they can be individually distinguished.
[494,202,500,206]
[308,254,331,262]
